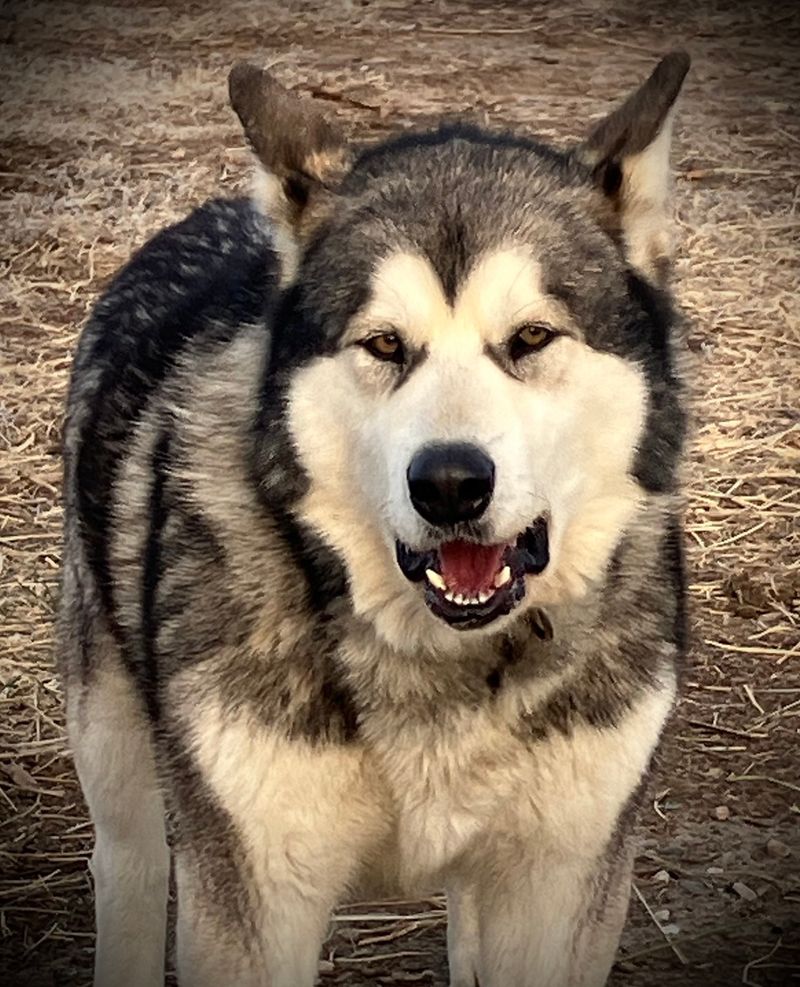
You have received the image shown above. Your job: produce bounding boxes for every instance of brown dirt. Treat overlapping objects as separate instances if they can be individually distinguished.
[0,1,798,985]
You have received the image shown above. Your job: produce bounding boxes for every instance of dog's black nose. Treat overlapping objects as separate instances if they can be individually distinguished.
[407,443,495,526]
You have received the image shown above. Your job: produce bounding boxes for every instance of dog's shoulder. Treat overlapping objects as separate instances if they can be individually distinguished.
[69,197,279,395]
[62,197,283,655]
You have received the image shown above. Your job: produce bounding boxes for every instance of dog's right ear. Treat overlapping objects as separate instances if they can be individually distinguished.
[229,62,350,240]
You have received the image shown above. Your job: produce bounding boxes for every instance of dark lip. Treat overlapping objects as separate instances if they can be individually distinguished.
[395,518,549,630]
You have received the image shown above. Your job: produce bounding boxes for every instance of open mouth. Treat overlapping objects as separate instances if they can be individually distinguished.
[395,519,549,629]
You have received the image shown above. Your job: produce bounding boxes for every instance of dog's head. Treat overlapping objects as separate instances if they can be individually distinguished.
[231,54,689,651]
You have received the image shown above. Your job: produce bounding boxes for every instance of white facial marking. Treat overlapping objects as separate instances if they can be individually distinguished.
[349,249,576,353]
[288,246,649,649]
[347,252,451,348]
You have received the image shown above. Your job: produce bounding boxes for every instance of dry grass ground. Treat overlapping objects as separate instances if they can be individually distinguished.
[1,0,798,984]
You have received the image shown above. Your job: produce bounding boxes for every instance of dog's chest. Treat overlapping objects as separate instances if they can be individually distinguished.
[363,702,536,886]
[360,674,675,890]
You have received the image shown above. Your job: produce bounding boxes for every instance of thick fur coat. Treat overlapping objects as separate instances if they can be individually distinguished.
[59,52,690,987]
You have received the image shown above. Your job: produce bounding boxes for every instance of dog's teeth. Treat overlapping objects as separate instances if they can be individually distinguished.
[444,590,455,602]
[478,591,491,604]
[495,566,512,588]
[455,593,465,605]
[425,569,446,591]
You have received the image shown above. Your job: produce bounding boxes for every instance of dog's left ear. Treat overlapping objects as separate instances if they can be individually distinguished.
[576,51,690,284]
[229,62,351,242]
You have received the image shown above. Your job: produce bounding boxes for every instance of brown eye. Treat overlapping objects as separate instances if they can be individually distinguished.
[509,323,556,361]
[361,332,404,364]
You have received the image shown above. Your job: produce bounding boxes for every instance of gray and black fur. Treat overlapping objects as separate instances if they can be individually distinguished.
[60,51,691,987]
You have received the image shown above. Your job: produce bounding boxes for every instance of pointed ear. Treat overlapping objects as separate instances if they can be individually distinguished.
[228,62,351,238]
[577,51,690,284]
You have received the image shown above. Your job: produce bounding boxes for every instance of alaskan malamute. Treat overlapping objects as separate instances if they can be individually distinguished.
[59,51,690,987]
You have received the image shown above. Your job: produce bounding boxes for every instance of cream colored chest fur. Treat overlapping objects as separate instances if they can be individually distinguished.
[365,678,673,890]
[177,665,674,900]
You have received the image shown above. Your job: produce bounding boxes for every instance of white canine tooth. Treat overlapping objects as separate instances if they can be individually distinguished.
[494,566,512,588]
[425,569,446,591]
[444,590,455,602]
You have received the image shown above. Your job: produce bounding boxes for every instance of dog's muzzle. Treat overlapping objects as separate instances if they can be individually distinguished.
[395,518,549,629]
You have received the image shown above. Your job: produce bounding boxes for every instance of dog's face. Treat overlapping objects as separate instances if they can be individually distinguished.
[231,55,689,650]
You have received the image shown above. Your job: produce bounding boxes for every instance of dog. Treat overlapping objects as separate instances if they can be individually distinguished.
[59,50,690,987]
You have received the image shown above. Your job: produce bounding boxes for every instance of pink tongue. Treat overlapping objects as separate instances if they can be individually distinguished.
[438,541,505,594]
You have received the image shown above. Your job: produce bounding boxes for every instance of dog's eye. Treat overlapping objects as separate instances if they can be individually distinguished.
[509,323,556,360]
[361,332,405,364]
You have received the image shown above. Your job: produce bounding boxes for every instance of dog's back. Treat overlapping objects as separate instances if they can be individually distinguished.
[60,196,278,682]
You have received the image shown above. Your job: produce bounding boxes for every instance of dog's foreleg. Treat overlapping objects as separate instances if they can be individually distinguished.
[174,849,334,987]
[572,843,637,987]
[447,880,480,987]
[473,686,673,987]
[473,842,634,987]
[68,652,170,987]
[170,692,391,987]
